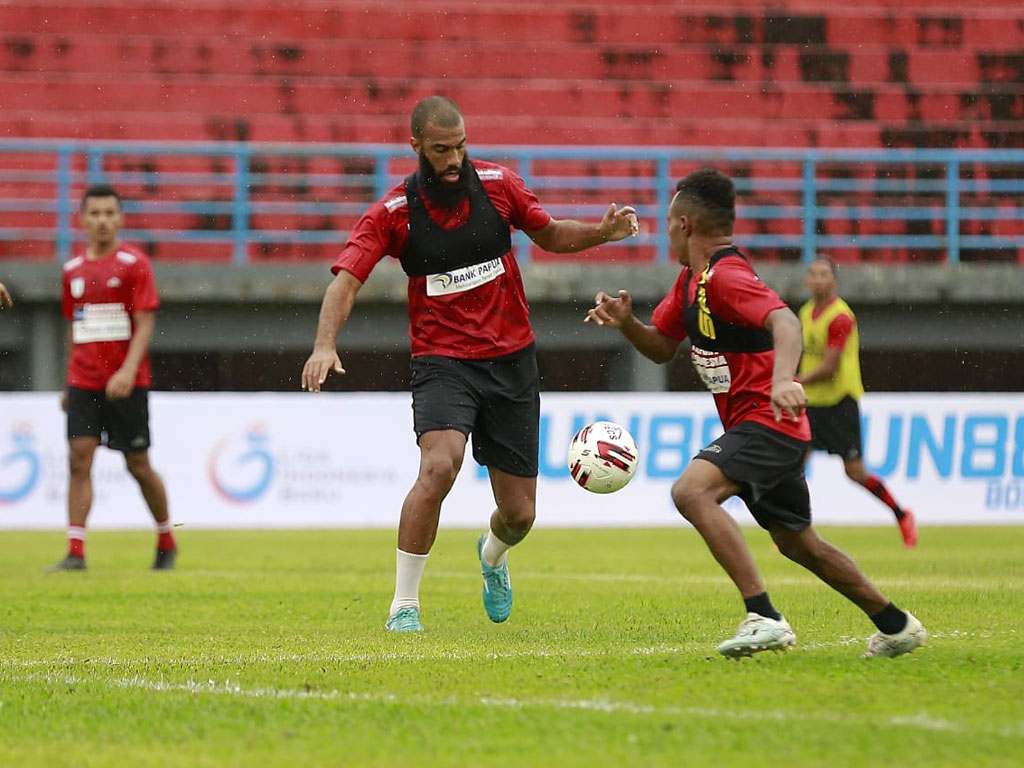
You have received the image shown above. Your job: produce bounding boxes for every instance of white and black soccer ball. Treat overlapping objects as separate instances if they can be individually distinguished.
[566,421,639,494]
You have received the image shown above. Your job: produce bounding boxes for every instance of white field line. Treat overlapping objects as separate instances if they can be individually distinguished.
[430,570,1023,590]
[181,569,1021,590]
[0,631,983,670]
[5,670,1022,740]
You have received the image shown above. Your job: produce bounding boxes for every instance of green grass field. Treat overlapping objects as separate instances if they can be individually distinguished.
[1,526,1022,767]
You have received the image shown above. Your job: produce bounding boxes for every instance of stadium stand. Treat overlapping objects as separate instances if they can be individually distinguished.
[1,0,1022,263]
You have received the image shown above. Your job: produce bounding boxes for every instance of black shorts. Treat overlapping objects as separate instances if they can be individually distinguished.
[695,421,812,531]
[66,386,152,453]
[410,343,539,477]
[807,396,862,461]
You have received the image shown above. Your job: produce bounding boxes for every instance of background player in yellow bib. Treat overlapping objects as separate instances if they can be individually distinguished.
[797,256,918,548]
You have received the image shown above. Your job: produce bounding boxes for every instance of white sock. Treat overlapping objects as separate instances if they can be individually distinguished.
[156,520,173,534]
[481,530,511,568]
[390,549,428,616]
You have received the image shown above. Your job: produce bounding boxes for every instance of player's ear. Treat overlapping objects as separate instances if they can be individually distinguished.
[410,136,420,155]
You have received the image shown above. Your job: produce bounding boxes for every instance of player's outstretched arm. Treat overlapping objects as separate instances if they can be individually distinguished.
[585,289,679,363]
[526,203,639,253]
[0,282,13,309]
[301,270,363,393]
[765,307,807,421]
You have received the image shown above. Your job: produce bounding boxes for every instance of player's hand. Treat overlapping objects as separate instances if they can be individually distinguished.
[105,368,136,400]
[585,289,634,328]
[302,346,345,392]
[771,380,807,422]
[599,203,639,243]
[0,282,13,309]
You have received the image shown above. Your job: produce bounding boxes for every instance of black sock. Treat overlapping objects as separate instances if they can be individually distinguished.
[870,602,908,635]
[743,592,782,621]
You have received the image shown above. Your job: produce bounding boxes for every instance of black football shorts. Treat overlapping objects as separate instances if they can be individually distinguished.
[410,342,539,477]
[66,386,152,453]
[695,420,812,531]
[807,396,863,462]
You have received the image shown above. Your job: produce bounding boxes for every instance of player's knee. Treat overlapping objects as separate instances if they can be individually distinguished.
[124,454,152,481]
[498,501,535,532]
[772,528,818,566]
[670,478,705,521]
[418,453,461,494]
[68,449,94,477]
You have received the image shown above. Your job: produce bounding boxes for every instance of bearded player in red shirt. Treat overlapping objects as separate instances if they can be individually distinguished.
[49,184,177,571]
[587,169,925,659]
[302,96,638,632]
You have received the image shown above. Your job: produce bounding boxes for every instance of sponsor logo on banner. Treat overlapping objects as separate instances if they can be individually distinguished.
[207,422,403,507]
[0,425,41,503]
[474,399,1024,519]
[209,426,276,503]
[2,394,1023,528]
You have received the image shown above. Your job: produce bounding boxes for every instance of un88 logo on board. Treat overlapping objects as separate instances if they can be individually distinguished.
[566,421,639,494]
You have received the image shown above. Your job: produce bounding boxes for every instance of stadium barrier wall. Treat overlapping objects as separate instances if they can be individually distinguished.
[1,392,1021,529]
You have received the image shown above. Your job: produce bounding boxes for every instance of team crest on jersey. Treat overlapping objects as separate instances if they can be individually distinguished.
[70,277,85,298]
[107,277,122,288]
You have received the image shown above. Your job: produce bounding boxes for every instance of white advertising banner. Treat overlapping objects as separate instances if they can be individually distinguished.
[1,392,1022,529]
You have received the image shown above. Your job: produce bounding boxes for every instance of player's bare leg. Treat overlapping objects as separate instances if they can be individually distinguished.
[770,524,925,656]
[843,457,917,548]
[671,459,765,598]
[388,429,466,631]
[48,437,99,571]
[672,459,796,657]
[769,525,888,614]
[475,468,536,623]
[398,429,466,554]
[487,468,536,549]
[125,451,176,569]
[67,437,99,528]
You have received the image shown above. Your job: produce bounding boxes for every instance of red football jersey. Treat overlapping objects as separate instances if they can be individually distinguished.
[61,242,160,391]
[331,159,552,359]
[652,253,811,441]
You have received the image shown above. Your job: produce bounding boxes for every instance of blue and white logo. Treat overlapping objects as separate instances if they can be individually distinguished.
[208,426,275,503]
[0,425,41,504]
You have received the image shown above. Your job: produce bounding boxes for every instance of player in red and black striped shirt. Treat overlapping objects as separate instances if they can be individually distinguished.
[587,169,925,660]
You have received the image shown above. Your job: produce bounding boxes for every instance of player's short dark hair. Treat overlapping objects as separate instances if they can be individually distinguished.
[410,96,463,139]
[811,254,838,276]
[81,183,122,211]
[673,168,735,235]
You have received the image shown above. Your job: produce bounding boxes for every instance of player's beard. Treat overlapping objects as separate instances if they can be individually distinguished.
[418,152,472,209]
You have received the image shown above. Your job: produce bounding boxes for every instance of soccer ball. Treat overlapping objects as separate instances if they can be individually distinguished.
[566,421,639,494]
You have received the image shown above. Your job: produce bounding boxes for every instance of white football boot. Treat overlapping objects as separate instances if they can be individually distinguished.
[863,613,926,658]
[717,612,797,658]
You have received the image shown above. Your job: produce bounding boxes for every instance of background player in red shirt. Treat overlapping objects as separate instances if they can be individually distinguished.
[302,96,638,632]
[49,184,177,571]
[586,169,925,659]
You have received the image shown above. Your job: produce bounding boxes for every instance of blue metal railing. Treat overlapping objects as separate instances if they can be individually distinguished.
[2,139,1024,264]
